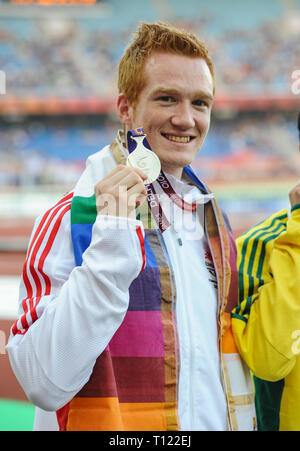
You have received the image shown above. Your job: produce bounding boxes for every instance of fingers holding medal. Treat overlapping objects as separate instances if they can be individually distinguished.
[95,129,161,218]
[95,164,148,218]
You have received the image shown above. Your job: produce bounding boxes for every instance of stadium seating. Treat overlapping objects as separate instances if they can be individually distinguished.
[0,0,299,96]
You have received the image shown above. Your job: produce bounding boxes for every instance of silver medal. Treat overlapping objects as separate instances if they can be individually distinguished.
[126,135,161,184]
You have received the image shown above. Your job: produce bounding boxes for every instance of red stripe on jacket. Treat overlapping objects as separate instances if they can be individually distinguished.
[136,225,146,273]
[12,194,73,336]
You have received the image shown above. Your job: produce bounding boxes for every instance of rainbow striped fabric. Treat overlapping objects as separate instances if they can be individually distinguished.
[56,138,256,431]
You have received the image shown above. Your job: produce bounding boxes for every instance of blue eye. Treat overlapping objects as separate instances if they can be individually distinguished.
[158,96,174,102]
[193,99,207,107]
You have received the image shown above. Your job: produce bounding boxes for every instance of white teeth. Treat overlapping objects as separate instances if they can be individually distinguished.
[165,134,191,143]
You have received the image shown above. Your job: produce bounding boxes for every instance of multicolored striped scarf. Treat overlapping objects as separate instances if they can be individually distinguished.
[56,136,256,431]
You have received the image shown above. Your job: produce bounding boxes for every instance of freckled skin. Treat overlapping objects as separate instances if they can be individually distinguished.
[118,52,214,179]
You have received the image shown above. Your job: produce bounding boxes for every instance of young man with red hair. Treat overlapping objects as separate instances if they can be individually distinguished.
[7,21,256,431]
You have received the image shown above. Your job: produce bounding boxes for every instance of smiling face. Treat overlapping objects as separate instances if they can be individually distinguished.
[118,51,214,179]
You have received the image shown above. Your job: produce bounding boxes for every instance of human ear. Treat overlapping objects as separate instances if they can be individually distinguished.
[117,94,133,127]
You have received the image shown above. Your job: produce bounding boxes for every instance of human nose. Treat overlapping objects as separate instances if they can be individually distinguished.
[170,101,195,129]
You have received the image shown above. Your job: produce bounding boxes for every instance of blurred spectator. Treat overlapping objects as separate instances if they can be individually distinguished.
[0,112,299,189]
[0,11,299,96]
[0,9,300,190]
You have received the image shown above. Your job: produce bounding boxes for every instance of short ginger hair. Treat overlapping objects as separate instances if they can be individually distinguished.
[118,21,215,108]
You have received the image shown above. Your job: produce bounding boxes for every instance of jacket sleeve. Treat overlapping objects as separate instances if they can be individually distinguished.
[232,206,300,382]
[6,196,146,411]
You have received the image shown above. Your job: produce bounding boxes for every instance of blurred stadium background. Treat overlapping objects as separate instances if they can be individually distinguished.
[0,0,299,430]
